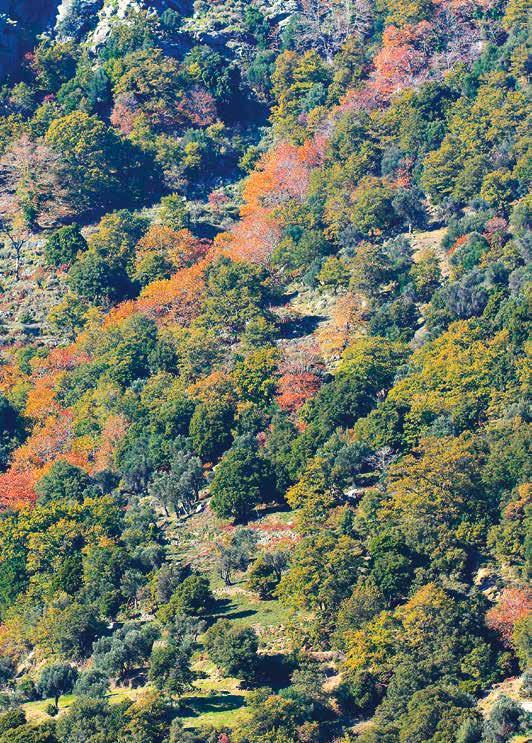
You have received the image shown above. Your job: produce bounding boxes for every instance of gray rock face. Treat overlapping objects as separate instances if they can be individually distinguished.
[0,0,291,80]
[0,0,190,77]
[59,0,191,48]
[54,0,105,41]
[88,0,145,48]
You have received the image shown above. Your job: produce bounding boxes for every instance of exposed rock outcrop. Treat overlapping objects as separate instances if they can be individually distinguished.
[0,0,193,76]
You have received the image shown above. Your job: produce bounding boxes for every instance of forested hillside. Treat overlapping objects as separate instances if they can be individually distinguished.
[0,1,530,741]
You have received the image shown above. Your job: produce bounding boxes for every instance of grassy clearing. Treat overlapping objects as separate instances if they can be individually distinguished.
[207,581,296,658]
[22,678,248,731]
[22,694,76,723]
[21,686,148,724]
[178,693,249,730]
[213,592,291,628]
[176,659,250,730]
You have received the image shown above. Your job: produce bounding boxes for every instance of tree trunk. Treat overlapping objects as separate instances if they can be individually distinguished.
[15,242,23,281]
[221,567,232,586]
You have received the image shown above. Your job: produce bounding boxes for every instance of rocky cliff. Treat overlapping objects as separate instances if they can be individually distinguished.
[0,0,193,80]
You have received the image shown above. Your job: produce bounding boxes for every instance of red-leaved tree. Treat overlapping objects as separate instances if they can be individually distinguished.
[0,470,36,510]
[486,588,532,647]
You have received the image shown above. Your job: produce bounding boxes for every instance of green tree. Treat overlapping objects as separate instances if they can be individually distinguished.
[246,556,279,600]
[216,528,258,586]
[35,461,93,504]
[0,709,26,735]
[235,687,307,741]
[304,336,407,439]
[317,256,350,293]
[189,396,234,463]
[38,665,78,708]
[119,691,172,743]
[73,669,110,699]
[31,40,78,93]
[232,348,279,408]
[158,575,214,622]
[44,224,87,267]
[0,722,56,743]
[148,640,194,696]
[210,438,274,522]
[379,0,434,26]
[385,435,488,556]
[56,698,126,743]
[158,193,189,230]
[201,257,272,342]
[368,532,413,600]
[92,623,158,684]
[205,620,260,683]
[148,450,204,517]
[485,695,526,742]
[397,684,475,743]
[45,111,150,215]
[37,601,105,661]
[68,251,133,306]
[87,210,148,270]
[480,170,517,212]
[47,293,88,340]
[456,716,485,743]
[349,177,398,238]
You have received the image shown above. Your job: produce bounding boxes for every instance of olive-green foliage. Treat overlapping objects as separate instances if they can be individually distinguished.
[210,437,275,522]
[44,224,87,267]
[157,575,214,623]
[73,669,110,699]
[246,556,280,599]
[0,721,57,743]
[204,620,260,682]
[0,4,529,742]
[189,396,235,463]
[303,336,407,439]
[55,698,128,743]
[0,709,26,735]
[37,664,78,706]
[35,461,93,504]
[201,257,273,341]
[46,112,153,215]
[91,622,159,682]
[148,639,194,696]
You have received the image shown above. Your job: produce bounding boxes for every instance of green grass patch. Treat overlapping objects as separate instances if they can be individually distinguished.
[177,691,249,730]
[174,658,250,730]
[22,693,76,723]
[22,687,146,723]
[212,593,291,629]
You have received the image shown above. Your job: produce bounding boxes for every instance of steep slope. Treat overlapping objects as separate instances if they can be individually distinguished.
[0,1,530,741]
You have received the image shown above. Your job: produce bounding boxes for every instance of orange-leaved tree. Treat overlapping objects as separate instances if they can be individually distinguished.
[0,469,37,510]
[229,142,313,264]
[486,588,532,647]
